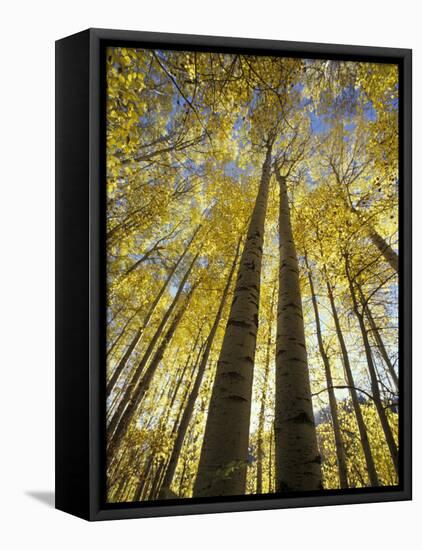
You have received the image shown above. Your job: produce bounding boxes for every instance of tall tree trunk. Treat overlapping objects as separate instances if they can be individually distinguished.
[345,256,399,476]
[325,272,379,487]
[274,166,322,492]
[160,240,241,498]
[107,254,199,457]
[106,307,139,358]
[149,461,166,499]
[369,229,398,273]
[119,226,181,283]
[357,284,399,393]
[107,303,125,327]
[107,252,198,436]
[106,225,201,397]
[133,341,204,501]
[163,323,205,425]
[108,282,197,460]
[133,456,154,501]
[178,460,188,497]
[172,342,205,432]
[168,341,199,414]
[193,142,273,497]
[305,256,348,489]
[268,424,273,492]
[335,174,398,273]
[256,286,276,495]
[107,450,128,496]
[147,341,200,500]
[135,337,204,499]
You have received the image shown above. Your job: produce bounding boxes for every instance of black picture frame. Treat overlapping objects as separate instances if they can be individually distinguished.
[55,28,412,521]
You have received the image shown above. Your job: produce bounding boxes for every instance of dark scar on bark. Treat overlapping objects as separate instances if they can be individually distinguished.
[305,455,322,465]
[225,394,248,403]
[237,284,258,294]
[222,371,245,381]
[227,319,253,329]
[287,412,314,425]
[284,302,301,310]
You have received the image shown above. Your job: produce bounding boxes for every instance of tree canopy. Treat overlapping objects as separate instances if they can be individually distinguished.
[105,47,399,501]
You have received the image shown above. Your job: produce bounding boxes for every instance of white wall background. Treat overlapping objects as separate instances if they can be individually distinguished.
[0,1,418,547]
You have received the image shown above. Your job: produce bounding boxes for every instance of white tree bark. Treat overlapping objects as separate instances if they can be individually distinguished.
[274,167,322,492]
[193,143,273,497]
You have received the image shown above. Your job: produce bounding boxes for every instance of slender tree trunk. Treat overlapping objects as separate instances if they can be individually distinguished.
[108,283,197,460]
[369,229,398,273]
[108,240,160,289]
[107,303,125,327]
[148,345,199,499]
[345,256,398,475]
[255,348,270,494]
[112,445,139,501]
[158,343,206,498]
[274,167,322,492]
[168,341,199,413]
[160,240,241,498]
[194,142,273,497]
[106,226,201,397]
[107,252,198,436]
[133,456,154,501]
[305,257,348,489]
[106,307,139,358]
[107,325,143,397]
[325,272,379,487]
[159,325,204,431]
[268,424,273,492]
[178,459,188,497]
[115,476,130,502]
[107,456,127,498]
[256,286,276,495]
[149,461,166,499]
[132,352,196,502]
[336,176,398,273]
[135,338,206,500]
[107,255,199,458]
[119,231,173,282]
[357,285,399,392]
[172,343,205,432]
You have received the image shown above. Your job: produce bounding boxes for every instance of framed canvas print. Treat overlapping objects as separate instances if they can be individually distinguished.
[55,28,412,521]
